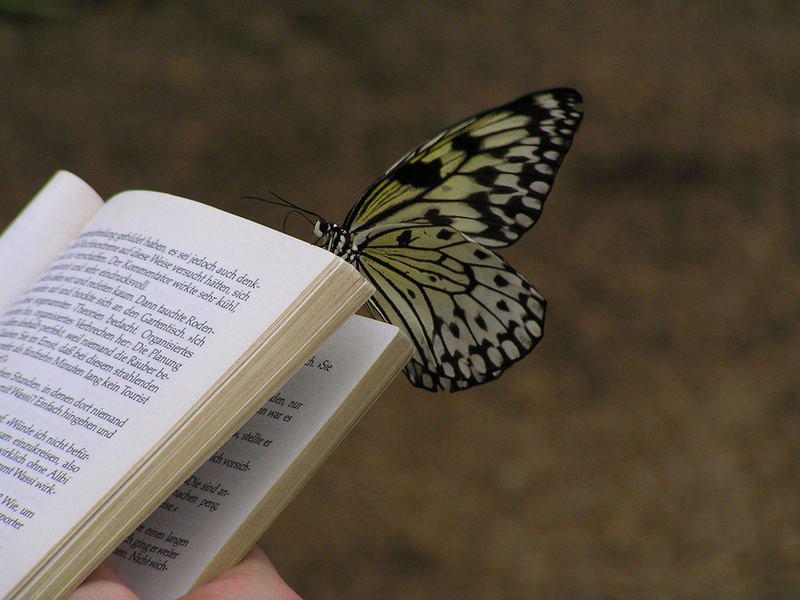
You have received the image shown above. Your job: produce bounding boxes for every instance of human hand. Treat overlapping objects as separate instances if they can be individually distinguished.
[68,545,301,600]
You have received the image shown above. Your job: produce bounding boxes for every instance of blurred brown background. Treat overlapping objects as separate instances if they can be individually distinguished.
[2,2,799,598]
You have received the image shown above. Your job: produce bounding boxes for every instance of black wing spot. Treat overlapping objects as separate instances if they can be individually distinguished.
[393,159,441,187]
[396,230,413,246]
[473,248,490,260]
[436,228,454,240]
[493,274,510,288]
[451,131,482,154]
[475,315,487,330]
[496,299,510,312]
[449,322,461,338]
[425,207,453,226]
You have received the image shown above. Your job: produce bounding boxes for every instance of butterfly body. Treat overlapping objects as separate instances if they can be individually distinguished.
[315,88,583,392]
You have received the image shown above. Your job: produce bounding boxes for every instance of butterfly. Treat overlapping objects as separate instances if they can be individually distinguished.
[312,88,583,392]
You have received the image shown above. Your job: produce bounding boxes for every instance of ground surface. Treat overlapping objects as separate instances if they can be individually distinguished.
[2,2,799,598]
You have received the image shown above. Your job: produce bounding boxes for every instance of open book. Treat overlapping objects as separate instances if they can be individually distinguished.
[0,172,412,599]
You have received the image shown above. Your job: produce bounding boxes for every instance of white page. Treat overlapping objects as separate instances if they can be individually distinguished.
[113,315,399,600]
[0,171,104,312]
[0,190,339,596]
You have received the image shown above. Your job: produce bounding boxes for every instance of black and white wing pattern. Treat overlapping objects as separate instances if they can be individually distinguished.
[315,88,583,391]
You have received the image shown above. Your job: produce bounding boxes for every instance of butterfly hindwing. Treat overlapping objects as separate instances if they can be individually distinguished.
[343,88,582,249]
[353,224,546,391]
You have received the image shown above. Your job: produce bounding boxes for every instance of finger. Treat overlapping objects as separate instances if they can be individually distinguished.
[67,559,139,600]
[181,545,302,600]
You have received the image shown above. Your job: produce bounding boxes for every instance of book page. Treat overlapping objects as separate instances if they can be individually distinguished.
[0,171,104,312]
[112,315,405,600]
[0,190,347,596]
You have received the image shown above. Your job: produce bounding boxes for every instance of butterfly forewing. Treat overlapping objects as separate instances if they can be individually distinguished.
[355,224,546,391]
[344,88,583,249]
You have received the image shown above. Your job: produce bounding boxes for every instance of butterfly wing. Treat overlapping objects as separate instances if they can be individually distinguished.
[343,88,582,248]
[354,223,546,391]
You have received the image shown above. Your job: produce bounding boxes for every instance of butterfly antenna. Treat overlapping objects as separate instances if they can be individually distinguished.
[281,209,316,233]
[242,192,323,222]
